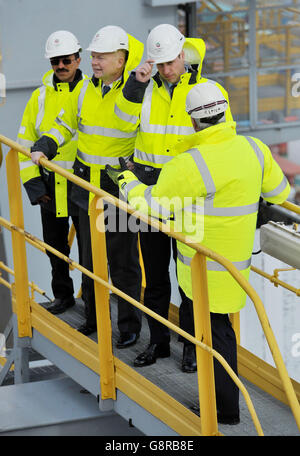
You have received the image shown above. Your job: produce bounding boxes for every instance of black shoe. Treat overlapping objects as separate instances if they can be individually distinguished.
[47,297,75,315]
[77,323,97,336]
[182,345,197,373]
[190,405,240,425]
[134,342,170,367]
[116,333,139,349]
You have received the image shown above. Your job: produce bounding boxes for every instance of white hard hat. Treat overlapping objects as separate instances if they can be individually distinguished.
[147,24,185,64]
[86,25,129,53]
[45,30,81,59]
[186,82,228,119]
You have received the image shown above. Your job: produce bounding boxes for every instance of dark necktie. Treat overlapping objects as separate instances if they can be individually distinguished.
[169,84,177,99]
[102,85,111,97]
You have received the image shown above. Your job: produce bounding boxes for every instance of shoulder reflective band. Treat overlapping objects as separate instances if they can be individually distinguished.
[187,148,261,217]
[77,79,90,118]
[35,85,46,136]
[244,136,264,182]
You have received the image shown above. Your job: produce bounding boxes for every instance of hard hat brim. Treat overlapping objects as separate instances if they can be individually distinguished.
[45,47,82,59]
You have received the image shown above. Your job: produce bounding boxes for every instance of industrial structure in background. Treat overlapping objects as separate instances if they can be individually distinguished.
[0,0,300,437]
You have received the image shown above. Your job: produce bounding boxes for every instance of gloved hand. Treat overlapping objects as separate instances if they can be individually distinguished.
[105,157,128,185]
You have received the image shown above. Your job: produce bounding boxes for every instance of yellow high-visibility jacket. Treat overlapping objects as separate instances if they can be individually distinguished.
[117,121,290,314]
[17,69,86,216]
[115,37,233,177]
[35,34,144,210]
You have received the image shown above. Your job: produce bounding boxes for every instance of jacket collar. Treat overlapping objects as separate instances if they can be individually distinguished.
[153,66,198,89]
[91,73,124,89]
[52,69,83,92]
[173,121,237,155]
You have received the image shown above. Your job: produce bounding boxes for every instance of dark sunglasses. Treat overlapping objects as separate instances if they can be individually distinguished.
[50,57,76,66]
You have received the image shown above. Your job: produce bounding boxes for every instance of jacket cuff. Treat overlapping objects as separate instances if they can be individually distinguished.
[23,176,48,205]
[123,72,149,103]
[31,136,58,160]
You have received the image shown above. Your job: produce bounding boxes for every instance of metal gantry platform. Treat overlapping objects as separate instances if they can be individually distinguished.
[0,296,299,437]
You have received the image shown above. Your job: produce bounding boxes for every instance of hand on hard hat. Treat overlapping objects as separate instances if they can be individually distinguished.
[135,59,155,83]
[31,151,47,165]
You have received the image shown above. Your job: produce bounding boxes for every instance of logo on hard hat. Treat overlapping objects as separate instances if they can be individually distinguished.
[54,39,60,45]
[155,42,160,48]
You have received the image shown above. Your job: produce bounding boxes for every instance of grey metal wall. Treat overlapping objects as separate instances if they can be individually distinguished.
[0,0,178,301]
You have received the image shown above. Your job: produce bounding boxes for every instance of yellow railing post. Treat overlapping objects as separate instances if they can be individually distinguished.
[230,312,240,345]
[5,148,31,338]
[89,196,116,402]
[191,252,218,436]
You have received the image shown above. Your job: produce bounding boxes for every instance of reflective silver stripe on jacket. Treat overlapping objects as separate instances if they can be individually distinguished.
[122,180,141,199]
[51,160,74,169]
[135,148,173,166]
[139,79,193,136]
[187,147,262,217]
[19,159,74,170]
[78,120,137,138]
[77,79,90,117]
[19,161,38,170]
[17,138,35,148]
[262,175,289,198]
[245,136,264,181]
[114,104,139,125]
[47,127,65,146]
[177,251,251,271]
[144,186,173,218]
[77,149,130,166]
[35,85,46,135]
[55,116,77,136]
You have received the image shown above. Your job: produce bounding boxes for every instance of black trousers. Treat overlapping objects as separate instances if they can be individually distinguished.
[139,230,173,344]
[140,231,191,345]
[78,204,142,333]
[40,206,81,300]
[182,296,239,417]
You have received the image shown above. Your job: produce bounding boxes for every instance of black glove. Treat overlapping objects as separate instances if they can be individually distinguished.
[105,157,128,185]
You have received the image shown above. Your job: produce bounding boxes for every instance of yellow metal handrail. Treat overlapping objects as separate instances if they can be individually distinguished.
[1,134,300,436]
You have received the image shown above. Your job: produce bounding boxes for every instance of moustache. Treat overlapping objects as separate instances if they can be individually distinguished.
[56,68,68,73]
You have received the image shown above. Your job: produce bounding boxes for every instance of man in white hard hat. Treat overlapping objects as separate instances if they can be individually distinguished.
[17,30,85,315]
[107,81,290,424]
[29,26,144,346]
[114,23,233,372]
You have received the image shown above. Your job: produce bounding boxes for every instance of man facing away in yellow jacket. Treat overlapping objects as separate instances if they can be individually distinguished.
[106,82,290,424]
